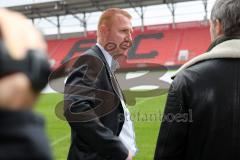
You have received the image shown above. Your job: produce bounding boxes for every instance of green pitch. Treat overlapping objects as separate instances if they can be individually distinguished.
[35,93,167,160]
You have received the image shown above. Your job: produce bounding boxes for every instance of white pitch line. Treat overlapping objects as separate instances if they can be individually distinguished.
[135,97,158,106]
[51,134,70,147]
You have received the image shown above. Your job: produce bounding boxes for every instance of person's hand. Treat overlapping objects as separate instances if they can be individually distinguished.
[0,8,46,60]
[0,73,38,110]
[125,151,133,160]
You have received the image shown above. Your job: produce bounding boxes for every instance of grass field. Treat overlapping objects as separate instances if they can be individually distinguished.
[35,93,167,160]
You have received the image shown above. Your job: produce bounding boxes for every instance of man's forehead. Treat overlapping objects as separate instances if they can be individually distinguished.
[113,13,131,23]
[112,14,132,28]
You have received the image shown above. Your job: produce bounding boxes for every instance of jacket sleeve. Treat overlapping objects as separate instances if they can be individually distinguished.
[154,77,190,160]
[64,58,128,160]
[0,109,52,160]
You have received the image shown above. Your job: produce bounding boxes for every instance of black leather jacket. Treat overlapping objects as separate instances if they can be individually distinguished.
[154,36,240,160]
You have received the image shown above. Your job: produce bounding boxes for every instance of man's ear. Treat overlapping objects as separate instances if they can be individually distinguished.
[215,19,223,36]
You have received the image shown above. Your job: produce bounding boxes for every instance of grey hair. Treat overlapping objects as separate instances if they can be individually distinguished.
[211,0,240,36]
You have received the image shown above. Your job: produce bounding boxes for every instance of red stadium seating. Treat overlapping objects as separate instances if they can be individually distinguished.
[47,21,211,69]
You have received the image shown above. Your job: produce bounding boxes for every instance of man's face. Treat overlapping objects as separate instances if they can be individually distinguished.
[104,14,133,60]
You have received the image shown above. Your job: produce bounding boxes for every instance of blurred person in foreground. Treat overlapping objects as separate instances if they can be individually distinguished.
[154,0,240,159]
[0,8,52,159]
[64,8,137,160]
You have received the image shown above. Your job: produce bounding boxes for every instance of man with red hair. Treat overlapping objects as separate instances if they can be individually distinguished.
[64,8,137,160]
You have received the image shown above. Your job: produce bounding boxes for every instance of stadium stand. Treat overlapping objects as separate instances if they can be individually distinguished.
[7,0,211,70]
[47,21,211,69]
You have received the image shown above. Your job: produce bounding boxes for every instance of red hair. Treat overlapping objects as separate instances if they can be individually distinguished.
[98,8,131,29]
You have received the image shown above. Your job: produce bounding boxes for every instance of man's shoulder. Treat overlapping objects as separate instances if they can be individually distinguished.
[66,46,107,82]
[84,46,102,59]
[176,59,222,78]
[173,60,209,87]
[173,58,232,89]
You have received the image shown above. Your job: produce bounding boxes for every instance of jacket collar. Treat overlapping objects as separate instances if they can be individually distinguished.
[91,45,120,73]
[90,45,114,76]
[172,36,240,79]
[91,45,108,65]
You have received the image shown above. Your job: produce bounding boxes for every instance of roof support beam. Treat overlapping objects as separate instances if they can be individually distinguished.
[140,6,144,32]
[202,0,208,21]
[83,12,87,37]
[43,17,57,26]
[70,11,88,37]
[167,2,176,28]
[32,18,35,24]
[57,16,61,39]
[89,0,103,12]
[8,0,196,19]
[126,0,145,32]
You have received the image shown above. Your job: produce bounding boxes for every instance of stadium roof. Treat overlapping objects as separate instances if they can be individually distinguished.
[8,0,200,19]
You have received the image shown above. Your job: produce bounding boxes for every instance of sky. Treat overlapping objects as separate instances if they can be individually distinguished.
[0,0,217,35]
